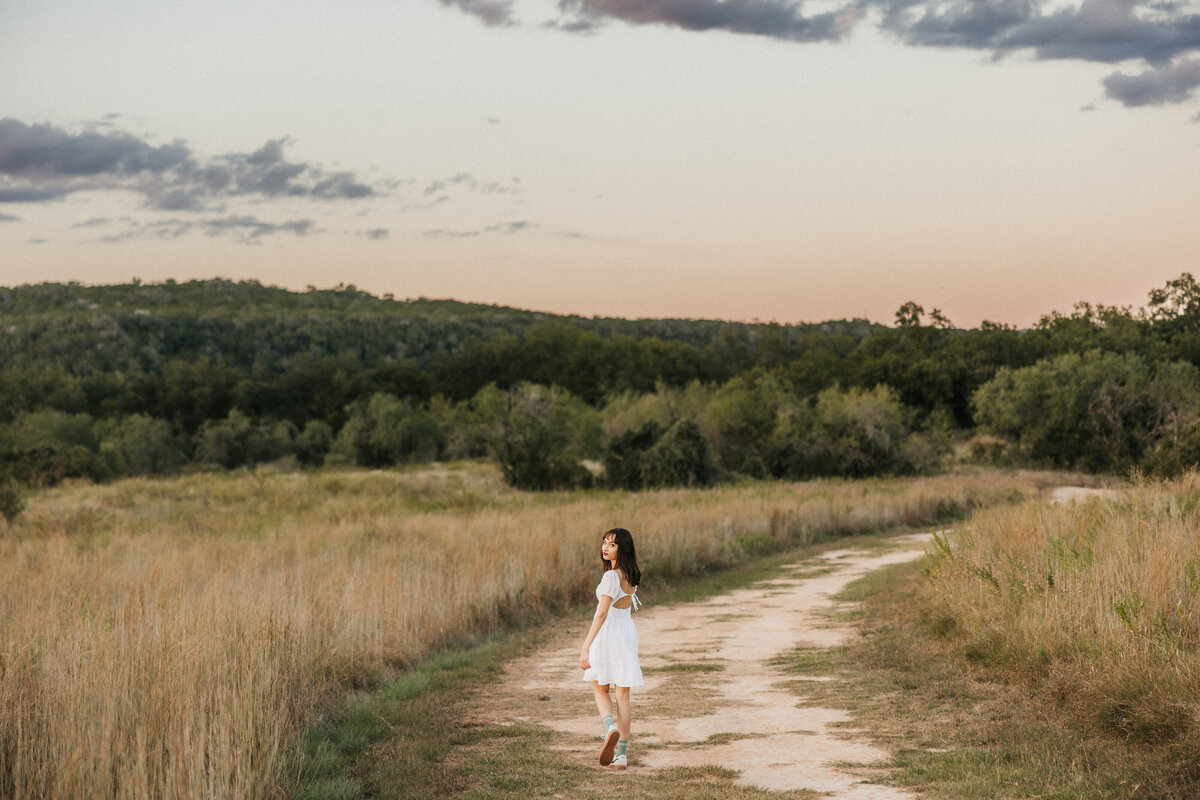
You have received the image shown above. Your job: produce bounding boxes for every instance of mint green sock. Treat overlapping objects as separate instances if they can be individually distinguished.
[617,740,628,757]
[602,714,614,734]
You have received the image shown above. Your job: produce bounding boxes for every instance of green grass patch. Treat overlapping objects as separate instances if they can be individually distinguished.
[644,662,726,674]
[289,635,522,800]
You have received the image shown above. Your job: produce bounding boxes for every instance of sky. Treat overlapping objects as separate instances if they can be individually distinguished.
[2,0,1199,328]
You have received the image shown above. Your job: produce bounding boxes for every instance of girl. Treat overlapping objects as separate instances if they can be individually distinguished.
[579,527,643,769]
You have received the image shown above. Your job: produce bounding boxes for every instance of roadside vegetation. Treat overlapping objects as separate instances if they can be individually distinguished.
[913,476,1200,795]
[0,466,1057,800]
[766,476,1200,799]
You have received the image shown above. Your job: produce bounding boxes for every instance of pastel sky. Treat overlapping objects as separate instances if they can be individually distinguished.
[2,0,1199,327]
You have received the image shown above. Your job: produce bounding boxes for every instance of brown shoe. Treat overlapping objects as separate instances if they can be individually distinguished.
[599,726,620,766]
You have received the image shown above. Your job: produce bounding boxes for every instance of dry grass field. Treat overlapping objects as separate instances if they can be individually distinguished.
[924,474,1200,789]
[0,464,1066,799]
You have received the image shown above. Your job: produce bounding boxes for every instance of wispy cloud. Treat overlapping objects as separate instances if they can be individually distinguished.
[362,228,390,239]
[423,219,535,238]
[423,172,521,197]
[100,215,315,244]
[71,216,114,228]
[0,119,381,210]
[0,212,20,222]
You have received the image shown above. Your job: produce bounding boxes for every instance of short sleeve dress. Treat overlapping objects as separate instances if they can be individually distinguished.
[582,569,644,688]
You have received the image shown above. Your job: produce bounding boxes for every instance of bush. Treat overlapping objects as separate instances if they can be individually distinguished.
[0,410,103,485]
[769,385,931,478]
[333,394,441,467]
[604,420,714,490]
[705,370,788,477]
[477,383,601,490]
[965,434,1016,467]
[195,410,297,469]
[641,421,714,488]
[603,421,666,490]
[97,414,186,477]
[295,420,335,467]
[973,351,1200,474]
[0,479,24,523]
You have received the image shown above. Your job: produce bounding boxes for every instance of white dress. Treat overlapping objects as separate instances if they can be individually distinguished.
[583,569,644,688]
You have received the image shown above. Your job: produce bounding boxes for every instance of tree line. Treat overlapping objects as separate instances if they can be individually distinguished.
[4,274,1200,513]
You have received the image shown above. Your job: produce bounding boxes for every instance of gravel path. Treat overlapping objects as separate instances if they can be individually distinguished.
[496,534,934,797]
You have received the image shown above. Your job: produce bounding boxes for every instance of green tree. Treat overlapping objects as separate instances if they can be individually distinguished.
[603,421,666,490]
[294,420,334,466]
[640,421,714,488]
[333,393,442,467]
[479,383,601,490]
[769,385,925,478]
[97,414,185,476]
[194,410,295,469]
[973,350,1200,473]
[705,370,788,477]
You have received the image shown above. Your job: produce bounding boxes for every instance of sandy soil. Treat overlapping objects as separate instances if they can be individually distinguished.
[487,534,937,797]
[1049,486,1120,505]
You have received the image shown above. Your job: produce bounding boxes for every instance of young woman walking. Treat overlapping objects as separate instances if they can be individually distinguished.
[579,527,643,769]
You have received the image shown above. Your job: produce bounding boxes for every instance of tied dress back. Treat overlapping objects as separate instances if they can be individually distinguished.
[583,569,644,688]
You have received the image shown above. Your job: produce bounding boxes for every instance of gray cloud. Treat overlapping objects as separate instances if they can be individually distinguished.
[0,212,20,222]
[71,216,113,227]
[864,0,1200,67]
[440,0,516,26]
[0,118,382,210]
[0,185,72,203]
[0,118,190,179]
[423,172,521,196]
[424,219,536,238]
[555,0,857,41]
[363,228,390,239]
[543,0,1200,110]
[1104,57,1200,104]
[100,215,315,244]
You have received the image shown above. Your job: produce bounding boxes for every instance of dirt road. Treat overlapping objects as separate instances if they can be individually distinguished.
[492,534,934,798]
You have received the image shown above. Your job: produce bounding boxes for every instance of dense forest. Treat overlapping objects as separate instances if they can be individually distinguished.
[3,274,1200,512]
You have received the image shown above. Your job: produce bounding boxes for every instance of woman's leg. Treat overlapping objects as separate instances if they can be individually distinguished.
[613,686,631,738]
[592,682,613,720]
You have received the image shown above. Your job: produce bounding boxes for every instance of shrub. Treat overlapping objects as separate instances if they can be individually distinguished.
[705,370,787,477]
[641,421,714,488]
[603,421,665,490]
[333,394,442,467]
[478,383,601,490]
[770,385,931,478]
[295,420,335,467]
[97,414,186,477]
[195,410,297,469]
[0,479,23,523]
[604,420,714,490]
[973,351,1200,474]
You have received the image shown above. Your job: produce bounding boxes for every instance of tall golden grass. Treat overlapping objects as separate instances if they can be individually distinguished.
[0,465,1060,799]
[925,474,1200,771]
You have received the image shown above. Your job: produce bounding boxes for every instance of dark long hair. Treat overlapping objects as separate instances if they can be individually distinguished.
[603,527,641,588]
